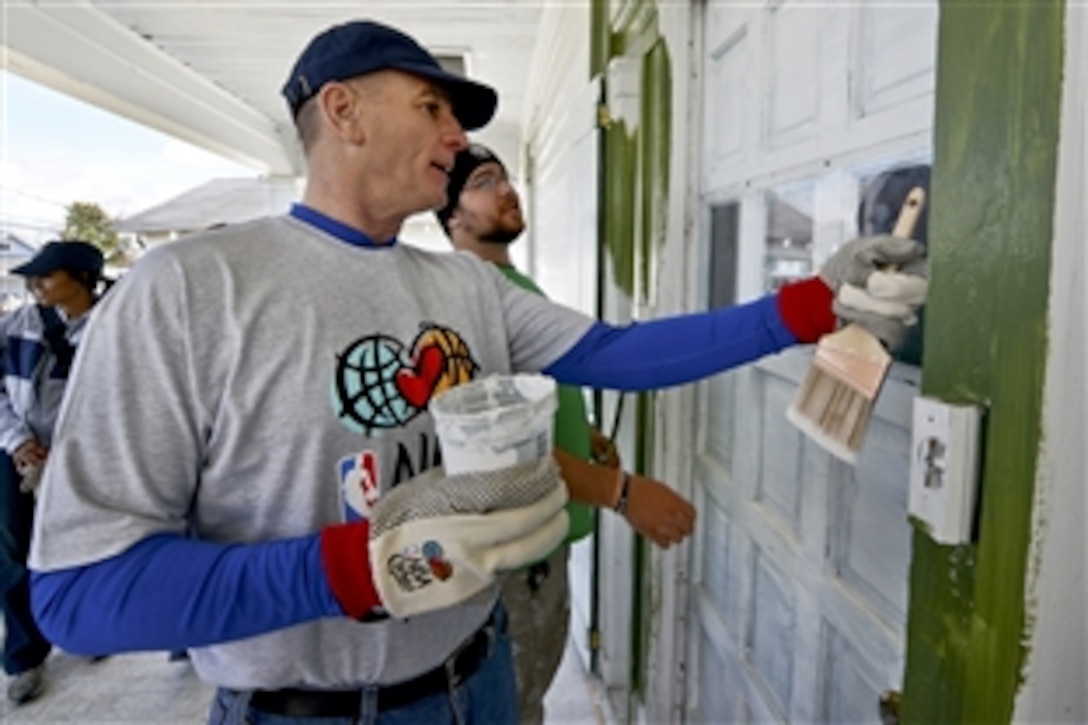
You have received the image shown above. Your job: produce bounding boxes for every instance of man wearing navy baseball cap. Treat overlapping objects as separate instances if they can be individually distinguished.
[28,19,564,725]
[280,20,500,238]
[28,16,928,725]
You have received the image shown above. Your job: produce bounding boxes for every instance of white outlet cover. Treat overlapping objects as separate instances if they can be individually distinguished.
[908,396,983,545]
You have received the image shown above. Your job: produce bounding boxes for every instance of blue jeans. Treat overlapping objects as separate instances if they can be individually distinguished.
[0,451,51,675]
[208,605,517,725]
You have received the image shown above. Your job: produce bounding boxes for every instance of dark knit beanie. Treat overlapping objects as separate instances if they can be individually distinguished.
[436,142,506,235]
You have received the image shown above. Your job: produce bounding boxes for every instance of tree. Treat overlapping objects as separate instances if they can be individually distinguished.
[61,202,121,259]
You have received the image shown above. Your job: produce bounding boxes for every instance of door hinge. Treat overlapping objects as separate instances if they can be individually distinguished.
[597,104,613,129]
[879,690,901,725]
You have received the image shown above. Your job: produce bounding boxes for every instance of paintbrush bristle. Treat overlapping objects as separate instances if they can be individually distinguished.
[787,184,923,463]
[786,324,892,463]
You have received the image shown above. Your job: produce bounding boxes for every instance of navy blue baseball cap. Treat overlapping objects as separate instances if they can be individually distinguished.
[12,241,104,278]
[282,20,498,131]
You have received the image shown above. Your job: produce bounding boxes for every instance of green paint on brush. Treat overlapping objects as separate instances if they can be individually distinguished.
[902,1,1064,722]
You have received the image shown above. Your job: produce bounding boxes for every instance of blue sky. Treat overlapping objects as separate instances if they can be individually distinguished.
[1,70,258,244]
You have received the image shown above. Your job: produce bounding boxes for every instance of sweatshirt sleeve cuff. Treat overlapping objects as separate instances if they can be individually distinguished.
[3,430,33,456]
[320,522,382,619]
[776,277,836,343]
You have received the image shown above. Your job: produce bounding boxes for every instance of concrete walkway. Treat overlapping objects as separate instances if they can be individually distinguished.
[1,640,606,724]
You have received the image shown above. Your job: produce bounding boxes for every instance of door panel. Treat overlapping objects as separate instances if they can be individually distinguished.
[853,5,938,116]
[690,353,921,721]
[765,3,822,147]
[690,9,935,718]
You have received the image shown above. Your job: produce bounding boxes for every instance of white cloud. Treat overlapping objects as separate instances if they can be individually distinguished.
[161,138,242,169]
[3,72,263,238]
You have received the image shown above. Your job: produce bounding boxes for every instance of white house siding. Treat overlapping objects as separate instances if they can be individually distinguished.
[519,0,602,693]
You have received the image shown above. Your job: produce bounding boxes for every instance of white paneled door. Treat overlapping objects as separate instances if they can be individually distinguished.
[688,2,937,722]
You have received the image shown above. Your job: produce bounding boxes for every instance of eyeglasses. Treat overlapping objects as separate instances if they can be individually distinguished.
[463,171,510,192]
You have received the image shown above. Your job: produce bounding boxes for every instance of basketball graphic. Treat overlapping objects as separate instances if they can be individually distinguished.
[412,324,479,396]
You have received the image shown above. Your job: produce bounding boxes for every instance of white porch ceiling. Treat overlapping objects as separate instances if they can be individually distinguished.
[2,1,545,178]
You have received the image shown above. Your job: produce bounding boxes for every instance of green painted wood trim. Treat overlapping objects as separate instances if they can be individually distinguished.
[600,5,670,300]
[901,2,1064,722]
[603,121,638,296]
[591,0,611,79]
[597,1,674,712]
[612,0,654,47]
[638,39,671,300]
[630,390,656,702]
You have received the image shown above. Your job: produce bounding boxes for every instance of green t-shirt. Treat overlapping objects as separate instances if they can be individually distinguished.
[498,265,595,543]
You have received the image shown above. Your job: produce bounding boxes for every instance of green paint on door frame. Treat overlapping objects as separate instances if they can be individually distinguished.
[603,121,638,296]
[638,39,672,301]
[597,1,672,301]
[902,2,1064,722]
[592,0,673,712]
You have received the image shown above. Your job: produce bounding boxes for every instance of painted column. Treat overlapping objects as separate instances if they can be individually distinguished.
[902,2,1066,722]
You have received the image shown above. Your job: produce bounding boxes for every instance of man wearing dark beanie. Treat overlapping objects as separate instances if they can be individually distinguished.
[438,142,696,723]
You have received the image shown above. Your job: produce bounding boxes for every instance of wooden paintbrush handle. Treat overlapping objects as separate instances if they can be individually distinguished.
[875,187,926,273]
[891,187,926,239]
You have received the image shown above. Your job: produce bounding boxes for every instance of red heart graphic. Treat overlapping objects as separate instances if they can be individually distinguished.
[396,345,444,408]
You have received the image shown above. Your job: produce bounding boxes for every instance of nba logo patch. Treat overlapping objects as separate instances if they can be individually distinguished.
[339,450,380,522]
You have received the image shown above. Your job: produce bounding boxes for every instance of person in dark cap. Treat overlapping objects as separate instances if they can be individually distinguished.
[26,18,927,725]
[0,240,105,705]
[10,240,105,284]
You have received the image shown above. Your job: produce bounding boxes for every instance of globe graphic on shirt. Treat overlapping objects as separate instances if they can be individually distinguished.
[332,335,416,433]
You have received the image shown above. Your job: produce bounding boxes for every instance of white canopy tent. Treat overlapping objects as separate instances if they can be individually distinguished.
[113,176,302,240]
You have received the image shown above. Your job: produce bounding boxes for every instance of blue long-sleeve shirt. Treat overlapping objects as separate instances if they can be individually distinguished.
[32,298,795,654]
[31,205,799,656]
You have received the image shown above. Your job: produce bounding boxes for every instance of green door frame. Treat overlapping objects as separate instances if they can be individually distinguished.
[902,2,1065,722]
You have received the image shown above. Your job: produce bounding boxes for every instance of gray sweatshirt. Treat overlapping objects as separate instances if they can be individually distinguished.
[29,215,593,689]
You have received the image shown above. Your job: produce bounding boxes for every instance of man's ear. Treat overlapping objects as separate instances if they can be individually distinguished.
[319,82,366,145]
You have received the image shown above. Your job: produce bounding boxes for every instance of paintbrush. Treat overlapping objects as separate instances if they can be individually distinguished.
[786,187,925,464]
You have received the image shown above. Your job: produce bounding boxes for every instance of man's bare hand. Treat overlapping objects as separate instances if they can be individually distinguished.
[622,474,696,548]
[555,447,695,548]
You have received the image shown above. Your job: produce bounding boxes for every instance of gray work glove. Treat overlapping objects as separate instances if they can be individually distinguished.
[819,235,928,350]
[369,458,568,619]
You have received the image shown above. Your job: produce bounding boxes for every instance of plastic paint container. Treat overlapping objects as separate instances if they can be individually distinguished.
[430,374,557,474]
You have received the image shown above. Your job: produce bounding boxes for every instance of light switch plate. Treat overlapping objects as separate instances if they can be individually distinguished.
[908,396,983,545]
